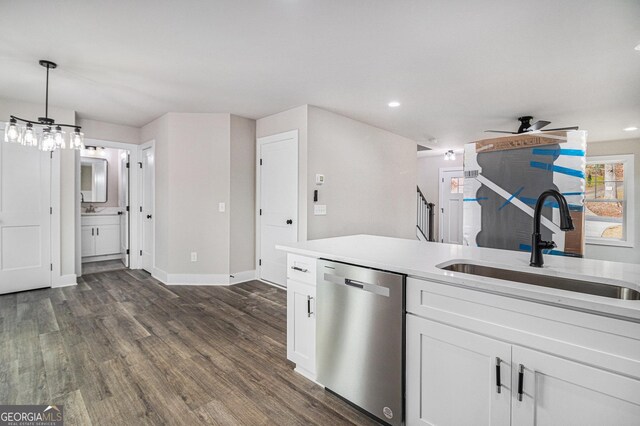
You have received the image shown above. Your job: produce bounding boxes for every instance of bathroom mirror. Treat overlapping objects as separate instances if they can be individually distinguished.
[80,157,108,203]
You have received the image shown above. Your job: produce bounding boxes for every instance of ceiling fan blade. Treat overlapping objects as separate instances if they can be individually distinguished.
[484,130,518,134]
[543,126,579,131]
[526,120,551,131]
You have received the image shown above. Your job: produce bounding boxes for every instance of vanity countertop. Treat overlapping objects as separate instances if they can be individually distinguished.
[277,234,640,321]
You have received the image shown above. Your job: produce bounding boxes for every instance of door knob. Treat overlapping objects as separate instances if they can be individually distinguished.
[147,214,152,219]
[286,219,293,225]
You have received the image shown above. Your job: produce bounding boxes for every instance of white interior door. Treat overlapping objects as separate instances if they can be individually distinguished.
[141,145,154,273]
[119,152,129,267]
[259,131,298,287]
[0,141,51,294]
[440,168,465,244]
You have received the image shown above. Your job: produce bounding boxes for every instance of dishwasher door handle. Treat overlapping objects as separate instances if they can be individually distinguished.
[323,273,390,297]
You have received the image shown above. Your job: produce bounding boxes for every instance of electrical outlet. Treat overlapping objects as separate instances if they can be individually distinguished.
[218,202,226,212]
[191,252,197,262]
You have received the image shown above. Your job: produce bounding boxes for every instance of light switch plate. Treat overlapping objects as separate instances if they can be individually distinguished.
[218,202,225,212]
[191,252,197,262]
[314,204,327,215]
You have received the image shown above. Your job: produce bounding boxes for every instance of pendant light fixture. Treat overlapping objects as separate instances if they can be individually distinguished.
[3,60,84,151]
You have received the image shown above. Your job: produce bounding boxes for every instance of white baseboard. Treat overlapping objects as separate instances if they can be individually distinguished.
[258,278,287,290]
[229,269,256,285]
[82,254,122,263]
[151,268,257,286]
[52,273,77,288]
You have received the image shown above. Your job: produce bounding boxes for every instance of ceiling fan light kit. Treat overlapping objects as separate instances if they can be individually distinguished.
[3,60,84,151]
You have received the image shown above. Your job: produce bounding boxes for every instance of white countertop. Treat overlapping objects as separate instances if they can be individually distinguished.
[277,235,640,321]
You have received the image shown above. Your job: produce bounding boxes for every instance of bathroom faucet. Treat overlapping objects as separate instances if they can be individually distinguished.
[530,189,574,267]
[85,204,96,214]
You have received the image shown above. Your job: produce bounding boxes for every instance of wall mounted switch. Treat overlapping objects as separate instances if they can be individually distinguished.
[218,202,226,212]
[191,252,198,262]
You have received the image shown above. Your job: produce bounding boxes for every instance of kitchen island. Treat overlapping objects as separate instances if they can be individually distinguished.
[278,234,640,426]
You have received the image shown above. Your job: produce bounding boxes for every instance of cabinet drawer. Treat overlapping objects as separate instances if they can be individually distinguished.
[286,254,317,285]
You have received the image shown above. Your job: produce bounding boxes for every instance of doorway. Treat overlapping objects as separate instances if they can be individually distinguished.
[439,167,465,244]
[80,146,131,274]
[0,139,52,294]
[257,130,298,287]
[140,141,155,273]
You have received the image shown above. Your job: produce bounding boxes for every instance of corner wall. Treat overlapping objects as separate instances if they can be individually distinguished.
[230,115,257,274]
[307,106,417,240]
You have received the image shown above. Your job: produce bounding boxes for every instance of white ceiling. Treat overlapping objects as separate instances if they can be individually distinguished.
[1,0,639,148]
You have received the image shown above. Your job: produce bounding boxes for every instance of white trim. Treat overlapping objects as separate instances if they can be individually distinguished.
[51,150,61,288]
[438,166,464,243]
[52,274,77,288]
[229,269,257,284]
[82,253,122,263]
[255,130,299,282]
[585,154,635,248]
[138,140,156,272]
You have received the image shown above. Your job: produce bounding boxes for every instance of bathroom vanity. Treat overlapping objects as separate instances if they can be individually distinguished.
[278,235,640,426]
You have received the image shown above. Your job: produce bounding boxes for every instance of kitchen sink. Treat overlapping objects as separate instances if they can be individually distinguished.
[440,263,640,300]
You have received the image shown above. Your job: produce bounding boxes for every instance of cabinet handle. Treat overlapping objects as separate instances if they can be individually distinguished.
[495,357,501,394]
[517,364,524,401]
[92,228,94,236]
[307,296,314,317]
[291,266,308,273]
[97,227,99,236]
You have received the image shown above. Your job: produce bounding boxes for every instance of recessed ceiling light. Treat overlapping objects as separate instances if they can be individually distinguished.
[388,101,400,108]
[624,126,638,132]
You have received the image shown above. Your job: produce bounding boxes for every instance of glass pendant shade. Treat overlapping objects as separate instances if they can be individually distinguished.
[53,126,66,149]
[4,118,20,143]
[22,123,38,147]
[40,128,56,152]
[70,128,84,150]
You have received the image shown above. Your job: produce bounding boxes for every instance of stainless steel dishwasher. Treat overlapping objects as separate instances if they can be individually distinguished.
[317,259,405,426]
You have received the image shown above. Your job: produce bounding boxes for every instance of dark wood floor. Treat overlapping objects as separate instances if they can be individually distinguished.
[0,269,379,425]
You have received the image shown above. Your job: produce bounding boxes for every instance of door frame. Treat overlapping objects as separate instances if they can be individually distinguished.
[438,166,464,243]
[75,138,142,275]
[255,130,299,285]
[138,140,155,274]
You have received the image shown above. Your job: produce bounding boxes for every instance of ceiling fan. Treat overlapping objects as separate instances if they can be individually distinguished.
[485,116,579,134]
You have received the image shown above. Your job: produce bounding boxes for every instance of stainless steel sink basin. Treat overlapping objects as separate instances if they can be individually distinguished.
[440,263,640,300]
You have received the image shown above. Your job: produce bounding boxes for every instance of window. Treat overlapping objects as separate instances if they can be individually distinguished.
[585,155,634,247]
[450,177,464,194]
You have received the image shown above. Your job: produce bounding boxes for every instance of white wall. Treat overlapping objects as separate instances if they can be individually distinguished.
[417,153,463,242]
[256,105,309,241]
[77,117,140,145]
[307,106,417,240]
[0,98,77,278]
[586,138,640,264]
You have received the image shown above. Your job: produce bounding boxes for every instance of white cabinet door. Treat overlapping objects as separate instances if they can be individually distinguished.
[406,315,511,426]
[286,279,316,377]
[512,346,640,426]
[81,226,96,257]
[95,224,120,256]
